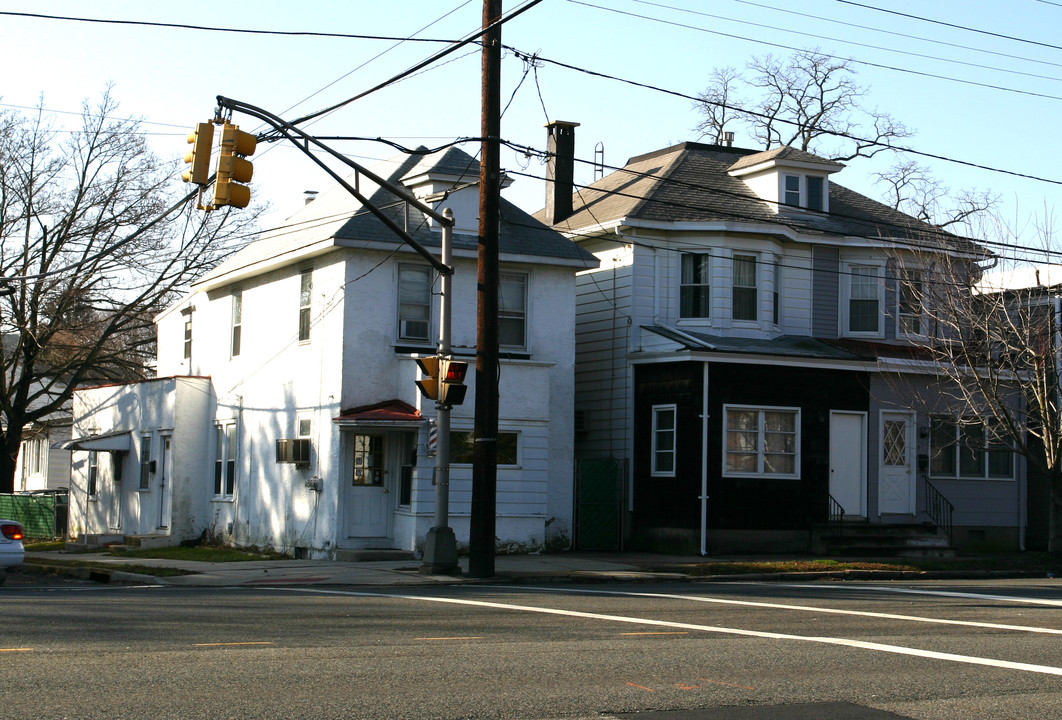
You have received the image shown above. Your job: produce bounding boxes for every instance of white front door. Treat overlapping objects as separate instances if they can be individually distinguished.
[829,411,867,517]
[879,412,916,515]
[347,434,390,538]
[157,435,172,529]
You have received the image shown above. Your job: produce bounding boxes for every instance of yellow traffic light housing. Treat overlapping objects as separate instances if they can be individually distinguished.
[181,122,215,186]
[415,356,441,401]
[212,122,256,209]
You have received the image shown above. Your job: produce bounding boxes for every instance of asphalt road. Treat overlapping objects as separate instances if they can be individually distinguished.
[2,578,1060,719]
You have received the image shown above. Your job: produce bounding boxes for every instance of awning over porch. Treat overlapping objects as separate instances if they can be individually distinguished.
[57,430,131,452]
[334,399,425,428]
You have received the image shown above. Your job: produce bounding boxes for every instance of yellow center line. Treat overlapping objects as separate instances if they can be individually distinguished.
[1,648,33,653]
[620,631,689,636]
[416,636,486,641]
[193,642,274,647]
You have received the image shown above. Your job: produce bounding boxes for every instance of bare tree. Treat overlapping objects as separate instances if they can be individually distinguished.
[891,213,1062,551]
[693,49,912,161]
[0,90,259,493]
[875,159,998,230]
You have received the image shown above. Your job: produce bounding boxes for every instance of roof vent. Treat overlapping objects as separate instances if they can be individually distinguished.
[722,131,735,147]
[304,190,319,205]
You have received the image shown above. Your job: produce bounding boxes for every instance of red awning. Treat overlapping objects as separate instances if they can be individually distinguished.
[334,399,424,428]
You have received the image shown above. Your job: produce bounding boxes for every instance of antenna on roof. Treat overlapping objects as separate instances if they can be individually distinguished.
[594,141,605,181]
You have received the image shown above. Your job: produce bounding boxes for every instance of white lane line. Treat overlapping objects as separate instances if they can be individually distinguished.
[273,587,1062,677]
[502,586,1062,636]
[780,583,1062,607]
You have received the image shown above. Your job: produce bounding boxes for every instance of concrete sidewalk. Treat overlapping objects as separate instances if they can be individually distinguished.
[17,550,691,587]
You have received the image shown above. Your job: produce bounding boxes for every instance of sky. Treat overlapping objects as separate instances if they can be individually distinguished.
[1,0,1059,259]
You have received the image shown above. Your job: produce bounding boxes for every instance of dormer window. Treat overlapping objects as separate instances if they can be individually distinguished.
[727,147,841,214]
[783,174,825,211]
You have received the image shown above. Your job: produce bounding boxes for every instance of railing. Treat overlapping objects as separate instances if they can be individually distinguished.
[827,494,846,537]
[923,479,954,546]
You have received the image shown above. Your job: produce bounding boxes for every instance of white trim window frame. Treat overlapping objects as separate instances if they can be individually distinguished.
[499,272,528,350]
[651,404,678,477]
[214,421,238,499]
[397,263,433,344]
[781,174,827,211]
[724,404,801,479]
[732,254,758,322]
[679,253,711,319]
[87,450,99,499]
[231,288,243,358]
[897,268,926,338]
[298,269,312,344]
[842,262,885,338]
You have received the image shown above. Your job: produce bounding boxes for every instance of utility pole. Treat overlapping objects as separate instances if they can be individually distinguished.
[469,0,502,579]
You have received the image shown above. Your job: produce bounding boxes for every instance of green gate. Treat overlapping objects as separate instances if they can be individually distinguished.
[575,459,624,550]
[0,492,67,539]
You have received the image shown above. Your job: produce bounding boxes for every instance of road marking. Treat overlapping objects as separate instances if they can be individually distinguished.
[626,682,655,692]
[782,583,1062,608]
[274,587,1062,677]
[525,586,1062,636]
[415,636,486,641]
[0,648,32,652]
[620,631,688,636]
[193,642,274,647]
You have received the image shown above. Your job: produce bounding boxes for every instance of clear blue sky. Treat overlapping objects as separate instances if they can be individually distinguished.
[2,0,1058,249]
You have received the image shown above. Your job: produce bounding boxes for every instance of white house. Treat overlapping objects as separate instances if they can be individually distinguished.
[66,147,597,557]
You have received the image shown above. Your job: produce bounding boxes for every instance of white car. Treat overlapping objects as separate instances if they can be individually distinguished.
[0,519,25,569]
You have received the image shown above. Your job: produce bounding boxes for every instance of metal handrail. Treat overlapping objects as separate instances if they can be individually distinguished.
[923,479,954,546]
[827,494,846,537]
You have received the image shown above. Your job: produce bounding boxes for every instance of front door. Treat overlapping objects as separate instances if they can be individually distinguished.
[347,434,390,538]
[157,435,172,529]
[879,412,916,515]
[829,412,866,518]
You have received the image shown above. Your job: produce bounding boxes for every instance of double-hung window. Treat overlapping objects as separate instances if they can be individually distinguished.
[782,174,825,211]
[783,175,801,207]
[87,451,99,497]
[724,405,800,478]
[651,405,677,476]
[397,264,432,343]
[214,422,237,498]
[230,289,243,357]
[139,434,152,490]
[732,255,757,321]
[680,254,710,319]
[846,264,883,336]
[499,273,527,350]
[930,417,1013,480]
[298,269,312,343]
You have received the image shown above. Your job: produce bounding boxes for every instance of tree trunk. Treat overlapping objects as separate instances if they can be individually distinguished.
[0,427,24,495]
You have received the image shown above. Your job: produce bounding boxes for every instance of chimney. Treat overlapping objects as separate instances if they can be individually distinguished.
[545,121,579,225]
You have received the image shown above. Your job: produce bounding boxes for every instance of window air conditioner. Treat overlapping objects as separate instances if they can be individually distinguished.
[400,320,429,340]
[275,438,312,465]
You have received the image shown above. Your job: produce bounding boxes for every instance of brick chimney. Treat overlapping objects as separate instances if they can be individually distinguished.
[544,121,579,225]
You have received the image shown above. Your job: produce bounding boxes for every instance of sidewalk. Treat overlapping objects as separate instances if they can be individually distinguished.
[12,550,1056,588]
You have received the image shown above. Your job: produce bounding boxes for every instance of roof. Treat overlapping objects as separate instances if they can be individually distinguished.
[334,399,424,426]
[537,142,983,254]
[727,146,844,174]
[196,147,595,290]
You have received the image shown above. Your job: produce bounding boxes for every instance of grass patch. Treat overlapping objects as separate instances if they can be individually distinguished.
[105,544,285,563]
[24,540,66,551]
[654,553,1062,577]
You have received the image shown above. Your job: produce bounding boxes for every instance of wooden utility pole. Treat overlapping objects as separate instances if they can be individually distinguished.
[469,0,502,579]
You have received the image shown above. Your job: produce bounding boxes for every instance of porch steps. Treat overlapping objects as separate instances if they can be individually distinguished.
[334,548,416,562]
[819,523,956,558]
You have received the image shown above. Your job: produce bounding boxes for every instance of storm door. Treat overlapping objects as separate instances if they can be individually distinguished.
[347,434,390,538]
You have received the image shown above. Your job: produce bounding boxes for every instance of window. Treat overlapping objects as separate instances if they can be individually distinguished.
[298,269,312,343]
[651,405,677,476]
[898,270,924,336]
[806,176,824,211]
[298,415,312,439]
[25,436,46,477]
[680,254,710,319]
[398,264,432,342]
[214,422,237,497]
[450,431,519,465]
[183,317,192,360]
[724,405,800,478]
[231,289,242,357]
[930,417,1013,480]
[784,175,801,207]
[847,265,882,335]
[499,273,527,349]
[353,434,385,486]
[87,451,99,497]
[732,254,757,321]
[139,434,152,490]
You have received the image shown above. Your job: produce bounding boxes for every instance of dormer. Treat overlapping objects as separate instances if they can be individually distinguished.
[728,147,843,214]
[401,147,512,234]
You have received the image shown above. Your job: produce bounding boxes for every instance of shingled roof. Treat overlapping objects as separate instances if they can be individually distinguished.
[197,146,594,289]
[535,142,984,255]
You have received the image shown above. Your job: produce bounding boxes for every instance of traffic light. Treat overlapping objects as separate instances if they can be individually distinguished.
[439,358,468,406]
[181,122,215,186]
[415,355,441,401]
[415,356,468,406]
[212,122,256,209]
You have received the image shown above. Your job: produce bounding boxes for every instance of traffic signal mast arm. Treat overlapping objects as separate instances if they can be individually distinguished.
[213,95,453,276]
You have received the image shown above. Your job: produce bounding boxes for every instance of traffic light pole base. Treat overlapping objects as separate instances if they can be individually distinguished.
[420,526,461,576]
